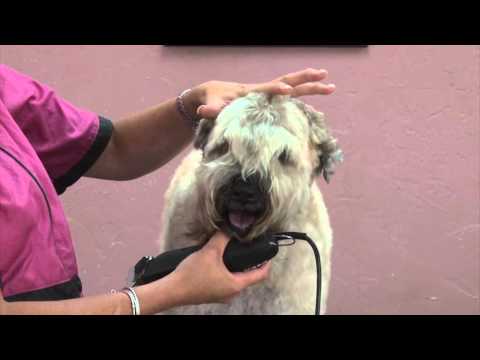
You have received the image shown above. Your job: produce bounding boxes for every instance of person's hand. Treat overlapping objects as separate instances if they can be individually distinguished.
[190,68,336,119]
[171,232,271,306]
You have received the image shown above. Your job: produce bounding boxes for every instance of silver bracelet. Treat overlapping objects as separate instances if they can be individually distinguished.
[121,287,141,315]
[176,88,200,129]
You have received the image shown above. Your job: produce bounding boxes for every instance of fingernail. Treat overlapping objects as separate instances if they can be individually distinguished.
[281,84,293,91]
[328,84,336,90]
[196,105,204,115]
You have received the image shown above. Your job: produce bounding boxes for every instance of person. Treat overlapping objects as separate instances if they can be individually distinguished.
[0,63,335,315]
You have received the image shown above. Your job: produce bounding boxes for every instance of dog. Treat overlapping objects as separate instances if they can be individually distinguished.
[158,92,343,314]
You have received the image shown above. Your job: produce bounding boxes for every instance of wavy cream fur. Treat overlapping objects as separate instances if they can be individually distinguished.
[158,93,340,315]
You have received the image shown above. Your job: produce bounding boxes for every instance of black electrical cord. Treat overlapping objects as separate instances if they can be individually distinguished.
[272,232,322,315]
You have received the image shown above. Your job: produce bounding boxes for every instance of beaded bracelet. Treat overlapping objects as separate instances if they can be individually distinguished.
[176,88,200,130]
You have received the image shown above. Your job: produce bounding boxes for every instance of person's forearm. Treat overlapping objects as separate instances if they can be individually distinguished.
[86,87,203,181]
[0,273,187,315]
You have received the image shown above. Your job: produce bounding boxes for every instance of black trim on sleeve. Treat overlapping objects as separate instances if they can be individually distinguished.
[4,275,83,302]
[54,116,113,195]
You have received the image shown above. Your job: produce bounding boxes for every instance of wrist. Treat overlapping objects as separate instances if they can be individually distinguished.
[113,291,134,315]
[139,271,192,313]
[182,86,204,123]
[163,270,192,307]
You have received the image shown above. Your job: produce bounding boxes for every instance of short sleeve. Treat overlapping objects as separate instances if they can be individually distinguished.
[0,64,113,194]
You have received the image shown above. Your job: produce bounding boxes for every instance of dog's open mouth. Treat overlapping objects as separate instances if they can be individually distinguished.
[227,210,259,238]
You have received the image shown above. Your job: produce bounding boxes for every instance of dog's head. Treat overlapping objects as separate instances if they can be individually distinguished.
[193,92,343,242]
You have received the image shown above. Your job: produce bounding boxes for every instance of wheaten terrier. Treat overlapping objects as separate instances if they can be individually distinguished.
[158,92,342,315]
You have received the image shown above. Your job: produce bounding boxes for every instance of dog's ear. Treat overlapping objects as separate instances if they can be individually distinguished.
[315,145,344,183]
[291,99,344,183]
[193,118,215,150]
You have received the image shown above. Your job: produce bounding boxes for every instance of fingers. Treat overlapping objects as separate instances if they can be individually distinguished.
[247,81,293,96]
[196,102,227,119]
[221,295,235,304]
[232,261,272,287]
[291,82,336,97]
[248,68,335,98]
[277,68,329,87]
[204,231,230,255]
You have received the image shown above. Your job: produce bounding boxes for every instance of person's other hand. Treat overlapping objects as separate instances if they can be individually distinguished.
[171,232,271,305]
[192,68,336,119]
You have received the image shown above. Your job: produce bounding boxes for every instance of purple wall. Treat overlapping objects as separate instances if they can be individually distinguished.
[1,45,478,314]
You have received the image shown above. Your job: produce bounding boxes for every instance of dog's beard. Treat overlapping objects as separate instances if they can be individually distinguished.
[197,159,310,243]
[200,183,301,243]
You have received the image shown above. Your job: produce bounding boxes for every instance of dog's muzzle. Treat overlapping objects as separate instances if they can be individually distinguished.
[218,174,268,240]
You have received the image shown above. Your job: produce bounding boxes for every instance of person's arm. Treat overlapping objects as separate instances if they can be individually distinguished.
[82,91,199,181]
[0,233,270,315]
[0,279,177,315]
[84,69,335,181]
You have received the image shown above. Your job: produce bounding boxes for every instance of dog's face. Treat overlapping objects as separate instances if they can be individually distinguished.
[193,93,342,242]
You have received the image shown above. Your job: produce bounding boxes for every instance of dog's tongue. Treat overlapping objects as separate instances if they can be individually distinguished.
[228,211,256,230]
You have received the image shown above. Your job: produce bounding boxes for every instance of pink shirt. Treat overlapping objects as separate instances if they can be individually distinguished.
[0,64,112,300]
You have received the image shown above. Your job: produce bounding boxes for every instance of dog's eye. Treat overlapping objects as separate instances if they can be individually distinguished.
[278,150,291,166]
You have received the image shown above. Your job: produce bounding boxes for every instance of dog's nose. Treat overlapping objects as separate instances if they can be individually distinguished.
[231,175,261,202]
[232,187,256,201]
